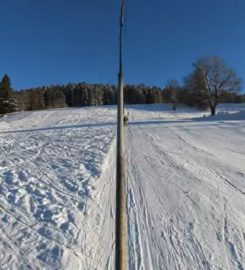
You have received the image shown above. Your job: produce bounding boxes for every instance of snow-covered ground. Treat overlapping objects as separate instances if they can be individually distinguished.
[0,107,117,270]
[126,104,245,270]
[0,103,245,269]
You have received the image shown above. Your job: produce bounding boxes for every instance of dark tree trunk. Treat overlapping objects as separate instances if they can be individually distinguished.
[210,105,216,116]
[173,102,176,111]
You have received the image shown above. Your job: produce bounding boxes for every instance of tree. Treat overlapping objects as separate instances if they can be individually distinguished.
[163,80,180,110]
[103,86,115,105]
[0,74,17,114]
[27,89,45,110]
[146,87,161,104]
[185,56,242,115]
[44,87,66,108]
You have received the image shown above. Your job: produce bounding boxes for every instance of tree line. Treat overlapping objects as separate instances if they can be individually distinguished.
[1,56,244,116]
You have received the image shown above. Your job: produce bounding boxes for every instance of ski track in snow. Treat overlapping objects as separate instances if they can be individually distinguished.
[0,104,245,269]
[126,105,245,270]
[0,107,117,270]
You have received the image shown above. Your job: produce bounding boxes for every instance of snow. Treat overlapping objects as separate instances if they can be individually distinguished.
[0,106,117,270]
[0,103,245,269]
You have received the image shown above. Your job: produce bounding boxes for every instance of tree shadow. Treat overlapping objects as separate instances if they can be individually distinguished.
[128,110,245,127]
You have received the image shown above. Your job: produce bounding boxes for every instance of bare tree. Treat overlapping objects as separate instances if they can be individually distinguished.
[186,56,242,115]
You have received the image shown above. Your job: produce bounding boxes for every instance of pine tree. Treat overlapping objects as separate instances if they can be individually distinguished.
[0,74,17,114]
[44,87,66,108]
[81,87,89,106]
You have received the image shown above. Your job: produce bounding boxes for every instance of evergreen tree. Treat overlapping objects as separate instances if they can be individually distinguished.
[103,86,115,105]
[81,87,89,106]
[27,89,45,110]
[163,80,180,110]
[0,74,17,114]
[44,87,66,108]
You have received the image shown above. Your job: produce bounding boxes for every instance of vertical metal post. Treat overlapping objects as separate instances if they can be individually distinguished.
[115,1,127,270]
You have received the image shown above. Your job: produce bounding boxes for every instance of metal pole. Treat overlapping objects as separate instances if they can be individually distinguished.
[115,1,127,270]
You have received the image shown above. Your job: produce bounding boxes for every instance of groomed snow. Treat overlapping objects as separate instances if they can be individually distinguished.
[0,103,245,269]
[126,104,245,270]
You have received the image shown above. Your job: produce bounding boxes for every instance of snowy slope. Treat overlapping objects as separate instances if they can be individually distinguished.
[127,104,245,270]
[0,107,117,270]
[126,109,245,270]
[127,105,245,270]
[0,103,245,270]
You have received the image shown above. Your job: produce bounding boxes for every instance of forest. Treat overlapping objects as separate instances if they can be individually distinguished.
[1,56,245,116]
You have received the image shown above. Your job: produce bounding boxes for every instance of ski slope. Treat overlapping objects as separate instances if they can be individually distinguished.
[0,107,117,270]
[126,106,245,270]
[0,104,245,269]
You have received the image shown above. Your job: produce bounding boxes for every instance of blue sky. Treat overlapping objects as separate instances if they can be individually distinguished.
[0,0,244,90]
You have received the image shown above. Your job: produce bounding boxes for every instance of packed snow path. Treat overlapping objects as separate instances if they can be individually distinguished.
[126,106,245,270]
[0,104,245,270]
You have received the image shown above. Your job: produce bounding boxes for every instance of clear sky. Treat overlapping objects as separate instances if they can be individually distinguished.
[0,0,244,90]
